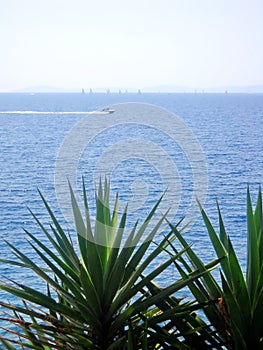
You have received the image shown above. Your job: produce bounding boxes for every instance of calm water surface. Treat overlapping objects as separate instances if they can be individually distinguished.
[0,93,262,327]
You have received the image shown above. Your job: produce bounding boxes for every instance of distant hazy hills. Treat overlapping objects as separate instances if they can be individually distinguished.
[142,84,263,93]
[15,84,263,93]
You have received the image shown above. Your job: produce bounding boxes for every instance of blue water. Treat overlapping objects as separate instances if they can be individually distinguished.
[0,92,262,334]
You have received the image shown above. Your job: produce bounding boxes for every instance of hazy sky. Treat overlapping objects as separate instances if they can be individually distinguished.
[1,0,263,92]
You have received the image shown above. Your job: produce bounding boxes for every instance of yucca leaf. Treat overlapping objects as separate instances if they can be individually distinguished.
[16,316,48,349]
[26,244,103,326]
[79,263,102,316]
[36,191,78,265]
[254,186,263,269]
[137,326,193,349]
[144,299,210,326]
[108,214,169,315]
[161,223,229,348]
[103,205,127,286]
[140,319,148,350]
[167,221,222,298]
[145,282,212,340]
[127,327,136,350]
[27,241,83,298]
[198,203,232,283]
[165,233,220,304]
[247,187,260,299]
[1,322,71,349]
[82,177,93,240]
[3,242,86,314]
[164,234,220,310]
[106,336,126,349]
[0,338,19,350]
[220,272,248,347]
[227,237,250,321]
[25,230,80,283]
[0,336,49,350]
[230,320,247,350]
[68,182,89,260]
[103,226,138,308]
[173,259,219,315]
[177,280,225,345]
[217,201,229,250]
[0,258,31,269]
[29,210,79,271]
[109,266,216,337]
[94,179,110,268]
[128,193,165,249]
[122,207,168,289]
[0,282,83,322]
[0,302,57,327]
[69,182,104,300]
[102,220,141,305]
[250,279,263,343]
[10,316,88,347]
[125,245,190,303]
[111,192,119,233]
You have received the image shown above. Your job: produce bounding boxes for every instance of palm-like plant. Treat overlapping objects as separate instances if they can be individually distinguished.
[0,179,222,349]
[168,187,263,350]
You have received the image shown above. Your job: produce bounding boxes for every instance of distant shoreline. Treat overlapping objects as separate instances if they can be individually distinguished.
[1,91,263,94]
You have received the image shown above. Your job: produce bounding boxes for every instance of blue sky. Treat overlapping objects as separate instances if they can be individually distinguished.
[1,0,263,92]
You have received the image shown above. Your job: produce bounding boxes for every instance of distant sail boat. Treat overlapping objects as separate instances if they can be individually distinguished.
[81,88,85,94]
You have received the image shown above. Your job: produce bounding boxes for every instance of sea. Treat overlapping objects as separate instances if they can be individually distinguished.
[0,92,263,336]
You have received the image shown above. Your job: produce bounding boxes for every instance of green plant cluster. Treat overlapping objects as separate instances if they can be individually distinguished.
[0,179,262,349]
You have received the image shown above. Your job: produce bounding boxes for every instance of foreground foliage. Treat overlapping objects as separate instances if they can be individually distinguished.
[168,187,263,350]
[1,181,262,349]
[0,179,222,349]
[201,187,263,350]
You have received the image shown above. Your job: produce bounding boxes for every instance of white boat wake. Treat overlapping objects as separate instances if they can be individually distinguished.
[0,110,112,115]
